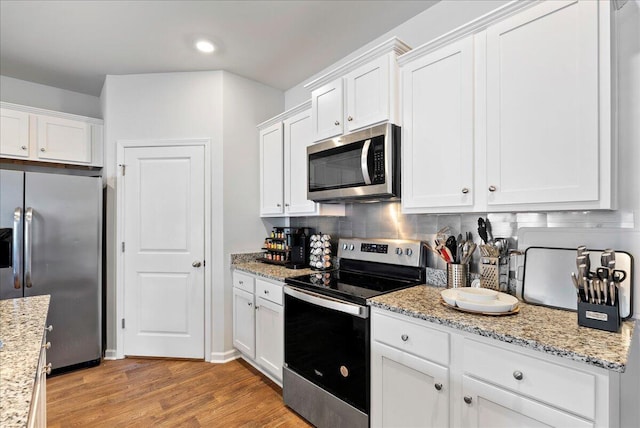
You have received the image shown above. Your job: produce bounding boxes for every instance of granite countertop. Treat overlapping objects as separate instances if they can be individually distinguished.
[369,285,635,373]
[0,295,51,428]
[233,261,316,282]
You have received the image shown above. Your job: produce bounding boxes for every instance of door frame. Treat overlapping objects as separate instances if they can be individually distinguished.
[115,138,211,360]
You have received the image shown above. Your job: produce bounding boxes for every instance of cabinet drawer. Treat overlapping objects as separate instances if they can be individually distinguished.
[463,338,596,420]
[256,278,283,305]
[372,311,449,366]
[233,271,255,293]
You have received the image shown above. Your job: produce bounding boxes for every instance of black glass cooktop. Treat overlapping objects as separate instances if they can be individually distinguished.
[284,269,421,305]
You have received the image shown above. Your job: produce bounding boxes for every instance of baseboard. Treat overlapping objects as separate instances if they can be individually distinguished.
[103,349,119,360]
[209,348,240,363]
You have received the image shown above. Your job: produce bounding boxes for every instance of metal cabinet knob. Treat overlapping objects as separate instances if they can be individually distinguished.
[42,342,51,350]
[347,116,353,121]
[334,120,340,126]
[239,280,243,285]
[46,325,53,333]
[285,203,289,207]
[462,188,469,194]
[276,203,281,207]
[40,148,46,152]
[43,363,52,375]
[192,261,202,268]
[464,396,473,404]
[264,290,269,295]
[434,383,443,391]
[488,185,497,192]
[247,302,252,307]
[21,145,27,150]
[401,334,409,342]
[513,370,524,381]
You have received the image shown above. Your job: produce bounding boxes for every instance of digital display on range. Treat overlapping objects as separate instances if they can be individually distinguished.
[360,243,388,254]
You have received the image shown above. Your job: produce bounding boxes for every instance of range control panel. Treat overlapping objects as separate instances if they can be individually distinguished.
[337,238,425,268]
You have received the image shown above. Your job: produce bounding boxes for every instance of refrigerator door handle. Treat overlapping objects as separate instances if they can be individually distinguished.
[13,207,22,289]
[25,207,33,288]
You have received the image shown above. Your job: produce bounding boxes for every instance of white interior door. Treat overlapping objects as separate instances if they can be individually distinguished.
[123,145,205,358]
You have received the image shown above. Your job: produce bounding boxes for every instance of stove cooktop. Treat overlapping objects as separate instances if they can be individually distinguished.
[284,269,422,305]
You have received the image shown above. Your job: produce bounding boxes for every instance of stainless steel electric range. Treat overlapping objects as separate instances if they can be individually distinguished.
[283,238,426,428]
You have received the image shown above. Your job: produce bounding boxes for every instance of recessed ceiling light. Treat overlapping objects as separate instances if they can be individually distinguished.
[195,40,215,53]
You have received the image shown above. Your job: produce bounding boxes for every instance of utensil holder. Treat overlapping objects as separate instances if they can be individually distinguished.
[577,301,621,333]
[447,263,469,288]
[481,257,500,290]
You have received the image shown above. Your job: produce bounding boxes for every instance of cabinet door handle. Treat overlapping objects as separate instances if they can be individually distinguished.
[488,185,497,192]
[401,334,409,342]
[40,147,46,152]
[46,325,53,333]
[43,363,52,375]
[239,280,243,285]
[276,203,281,207]
[347,116,353,121]
[434,383,443,391]
[464,396,473,404]
[264,290,269,294]
[192,261,202,268]
[462,188,469,194]
[513,370,524,381]
[247,302,252,307]
[334,120,340,126]
[42,342,51,350]
[285,203,289,207]
[21,145,27,150]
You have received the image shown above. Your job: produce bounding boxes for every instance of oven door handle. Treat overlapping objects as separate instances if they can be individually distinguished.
[360,138,372,185]
[284,286,369,319]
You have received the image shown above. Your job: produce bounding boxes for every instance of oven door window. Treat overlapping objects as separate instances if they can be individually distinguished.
[284,293,369,413]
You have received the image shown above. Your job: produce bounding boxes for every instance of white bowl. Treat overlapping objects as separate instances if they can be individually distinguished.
[456,292,519,313]
[440,288,459,307]
[457,287,498,302]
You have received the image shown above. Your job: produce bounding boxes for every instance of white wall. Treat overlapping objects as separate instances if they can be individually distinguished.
[0,75,102,118]
[100,70,283,360]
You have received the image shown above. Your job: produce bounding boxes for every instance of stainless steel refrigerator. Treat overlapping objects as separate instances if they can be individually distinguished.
[0,168,102,372]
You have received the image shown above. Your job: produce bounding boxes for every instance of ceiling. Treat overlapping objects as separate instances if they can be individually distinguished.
[0,0,438,97]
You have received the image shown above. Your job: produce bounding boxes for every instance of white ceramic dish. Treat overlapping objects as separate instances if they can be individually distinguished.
[457,287,498,302]
[440,288,519,313]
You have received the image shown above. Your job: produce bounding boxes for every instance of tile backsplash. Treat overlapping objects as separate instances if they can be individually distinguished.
[289,202,636,274]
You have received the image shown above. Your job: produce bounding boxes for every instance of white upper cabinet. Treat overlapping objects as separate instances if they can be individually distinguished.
[36,115,91,164]
[0,102,103,167]
[259,122,284,216]
[485,0,610,210]
[259,102,345,218]
[311,79,344,141]
[401,36,475,213]
[344,55,391,134]
[0,108,30,158]
[306,38,411,142]
[399,0,614,214]
[283,109,317,215]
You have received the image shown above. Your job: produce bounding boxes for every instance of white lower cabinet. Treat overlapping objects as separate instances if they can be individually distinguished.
[371,308,620,428]
[28,326,51,428]
[461,375,593,428]
[232,270,284,384]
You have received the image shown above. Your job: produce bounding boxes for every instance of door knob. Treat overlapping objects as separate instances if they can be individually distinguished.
[192,261,202,268]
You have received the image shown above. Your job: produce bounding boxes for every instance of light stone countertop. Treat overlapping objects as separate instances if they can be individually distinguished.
[0,295,51,428]
[368,285,635,372]
[233,261,316,282]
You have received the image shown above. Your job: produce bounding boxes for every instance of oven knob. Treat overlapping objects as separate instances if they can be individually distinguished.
[395,248,403,255]
[349,244,355,251]
[405,248,413,256]
[342,243,348,250]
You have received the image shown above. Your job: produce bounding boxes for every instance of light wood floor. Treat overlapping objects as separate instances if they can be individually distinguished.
[47,357,312,427]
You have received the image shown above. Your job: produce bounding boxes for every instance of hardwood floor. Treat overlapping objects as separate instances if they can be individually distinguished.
[47,358,312,427]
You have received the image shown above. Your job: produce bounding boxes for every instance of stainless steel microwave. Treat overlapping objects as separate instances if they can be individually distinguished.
[307,123,400,202]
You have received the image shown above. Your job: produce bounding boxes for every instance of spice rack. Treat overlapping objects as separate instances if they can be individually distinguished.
[258,227,290,265]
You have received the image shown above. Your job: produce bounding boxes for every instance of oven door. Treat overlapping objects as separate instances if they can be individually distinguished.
[284,286,369,413]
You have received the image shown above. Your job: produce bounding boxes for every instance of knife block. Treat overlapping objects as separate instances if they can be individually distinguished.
[577,301,620,333]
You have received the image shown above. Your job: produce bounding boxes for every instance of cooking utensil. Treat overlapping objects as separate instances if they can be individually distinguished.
[577,245,587,257]
[477,218,488,244]
[570,272,581,301]
[576,255,587,271]
[461,243,476,264]
[611,269,627,283]
[445,236,457,261]
[485,218,494,244]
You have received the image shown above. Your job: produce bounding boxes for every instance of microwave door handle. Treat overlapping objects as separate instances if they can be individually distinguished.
[360,139,372,185]
[12,208,22,289]
[25,207,33,288]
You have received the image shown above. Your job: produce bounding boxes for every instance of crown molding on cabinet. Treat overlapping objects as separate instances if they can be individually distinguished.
[303,37,411,92]
[257,100,312,130]
[0,101,103,124]
[397,0,539,66]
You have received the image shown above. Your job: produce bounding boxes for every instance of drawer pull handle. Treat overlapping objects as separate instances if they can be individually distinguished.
[401,334,409,342]
[513,370,524,381]
[434,383,443,391]
[464,396,472,404]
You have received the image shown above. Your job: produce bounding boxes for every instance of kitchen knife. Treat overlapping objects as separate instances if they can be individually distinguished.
[595,279,602,305]
[603,278,609,306]
[570,272,582,302]
[588,279,595,304]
